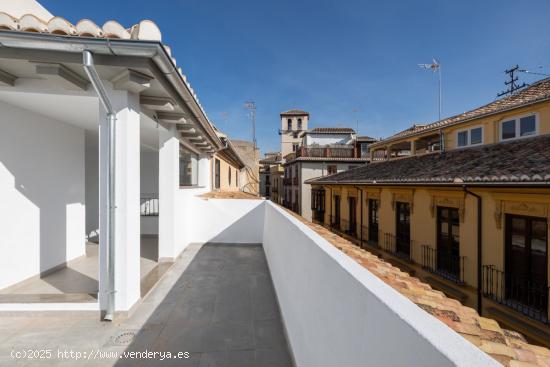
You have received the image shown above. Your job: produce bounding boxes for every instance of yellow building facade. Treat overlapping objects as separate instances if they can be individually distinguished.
[308,78,550,347]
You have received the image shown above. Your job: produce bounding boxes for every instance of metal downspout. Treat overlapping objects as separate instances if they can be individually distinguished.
[83,50,116,321]
[463,186,482,315]
[356,186,363,248]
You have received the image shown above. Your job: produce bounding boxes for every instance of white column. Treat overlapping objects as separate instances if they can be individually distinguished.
[98,90,141,313]
[198,155,211,188]
[158,124,179,261]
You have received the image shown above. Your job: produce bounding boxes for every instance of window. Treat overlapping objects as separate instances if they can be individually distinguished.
[333,195,341,229]
[292,143,299,152]
[180,147,198,186]
[287,118,292,131]
[368,199,379,243]
[437,207,461,280]
[214,159,221,189]
[505,214,548,313]
[500,114,538,141]
[456,126,483,147]
[236,170,239,187]
[228,166,232,186]
[360,143,370,158]
[327,165,337,175]
[395,202,411,257]
[347,197,357,235]
[297,118,302,130]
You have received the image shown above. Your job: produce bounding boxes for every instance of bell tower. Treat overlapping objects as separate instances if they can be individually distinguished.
[279,109,309,158]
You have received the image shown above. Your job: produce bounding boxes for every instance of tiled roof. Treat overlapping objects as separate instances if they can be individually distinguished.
[199,191,262,200]
[284,157,368,165]
[372,77,550,146]
[356,135,377,142]
[281,207,550,367]
[280,109,309,116]
[308,127,356,134]
[259,156,279,164]
[307,135,550,185]
[0,12,162,41]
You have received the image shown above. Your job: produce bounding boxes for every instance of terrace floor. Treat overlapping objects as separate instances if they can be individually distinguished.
[0,243,292,366]
[0,237,161,302]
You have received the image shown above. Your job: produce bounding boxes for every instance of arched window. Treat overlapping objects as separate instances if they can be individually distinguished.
[287,118,292,131]
[297,118,302,130]
[228,166,231,186]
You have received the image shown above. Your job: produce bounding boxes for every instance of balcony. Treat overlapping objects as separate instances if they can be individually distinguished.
[482,265,549,325]
[360,225,380,248]
[380,232,414,262]
[421,245,465,284]
[296,145,355,159]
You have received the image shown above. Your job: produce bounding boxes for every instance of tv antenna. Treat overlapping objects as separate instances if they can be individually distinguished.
[419,59,442,121]
[244,101,257,149]
[497,65,527,97]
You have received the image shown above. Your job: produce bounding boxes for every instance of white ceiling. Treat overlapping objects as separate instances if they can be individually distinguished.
[0,89,160,151]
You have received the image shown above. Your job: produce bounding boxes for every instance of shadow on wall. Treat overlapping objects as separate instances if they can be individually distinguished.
[0,101,87,288]
[185,200,265,245]
[208,203,265,244]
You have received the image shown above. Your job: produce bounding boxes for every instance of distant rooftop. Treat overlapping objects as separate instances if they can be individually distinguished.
[372,77,550,147]
[356,135,377,142]
[306,127,356,134]
[280,109,309,116]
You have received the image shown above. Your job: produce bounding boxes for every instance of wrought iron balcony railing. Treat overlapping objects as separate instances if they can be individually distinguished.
[482,265,549,325]
[296,145,355,159]
[380,232,413,261]
[360,225,380,248]
[330,215,341,230]
[421,245,465,284]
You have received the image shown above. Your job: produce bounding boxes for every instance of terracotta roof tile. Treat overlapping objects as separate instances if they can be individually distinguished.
[198,191,262,200]
[308,135,550,185]
[308,127,356,134]
[280,109,309,116]
[279,206,550,366]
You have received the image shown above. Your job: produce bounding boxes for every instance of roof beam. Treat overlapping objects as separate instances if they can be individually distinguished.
[34,62,88,90]
[157,111,188,124]
[111,69,153,94]
[0,69,16,86]
[140,96,175,112]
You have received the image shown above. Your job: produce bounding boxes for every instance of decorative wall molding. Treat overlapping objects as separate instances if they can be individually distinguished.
[429,193,466,222]
[493,198,550,230]
[391,189,415,213]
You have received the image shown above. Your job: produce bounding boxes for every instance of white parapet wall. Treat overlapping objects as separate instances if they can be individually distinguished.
[262,202,500,367]
[178,195,265,250]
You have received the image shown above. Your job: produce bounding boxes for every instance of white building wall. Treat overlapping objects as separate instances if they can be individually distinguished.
[262,202,500,367]
[0,100,85,289]
[304,133,353,146]
[299,162,362,221]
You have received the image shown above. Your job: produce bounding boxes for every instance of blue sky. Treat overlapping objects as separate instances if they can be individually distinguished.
[42,0,550,154]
